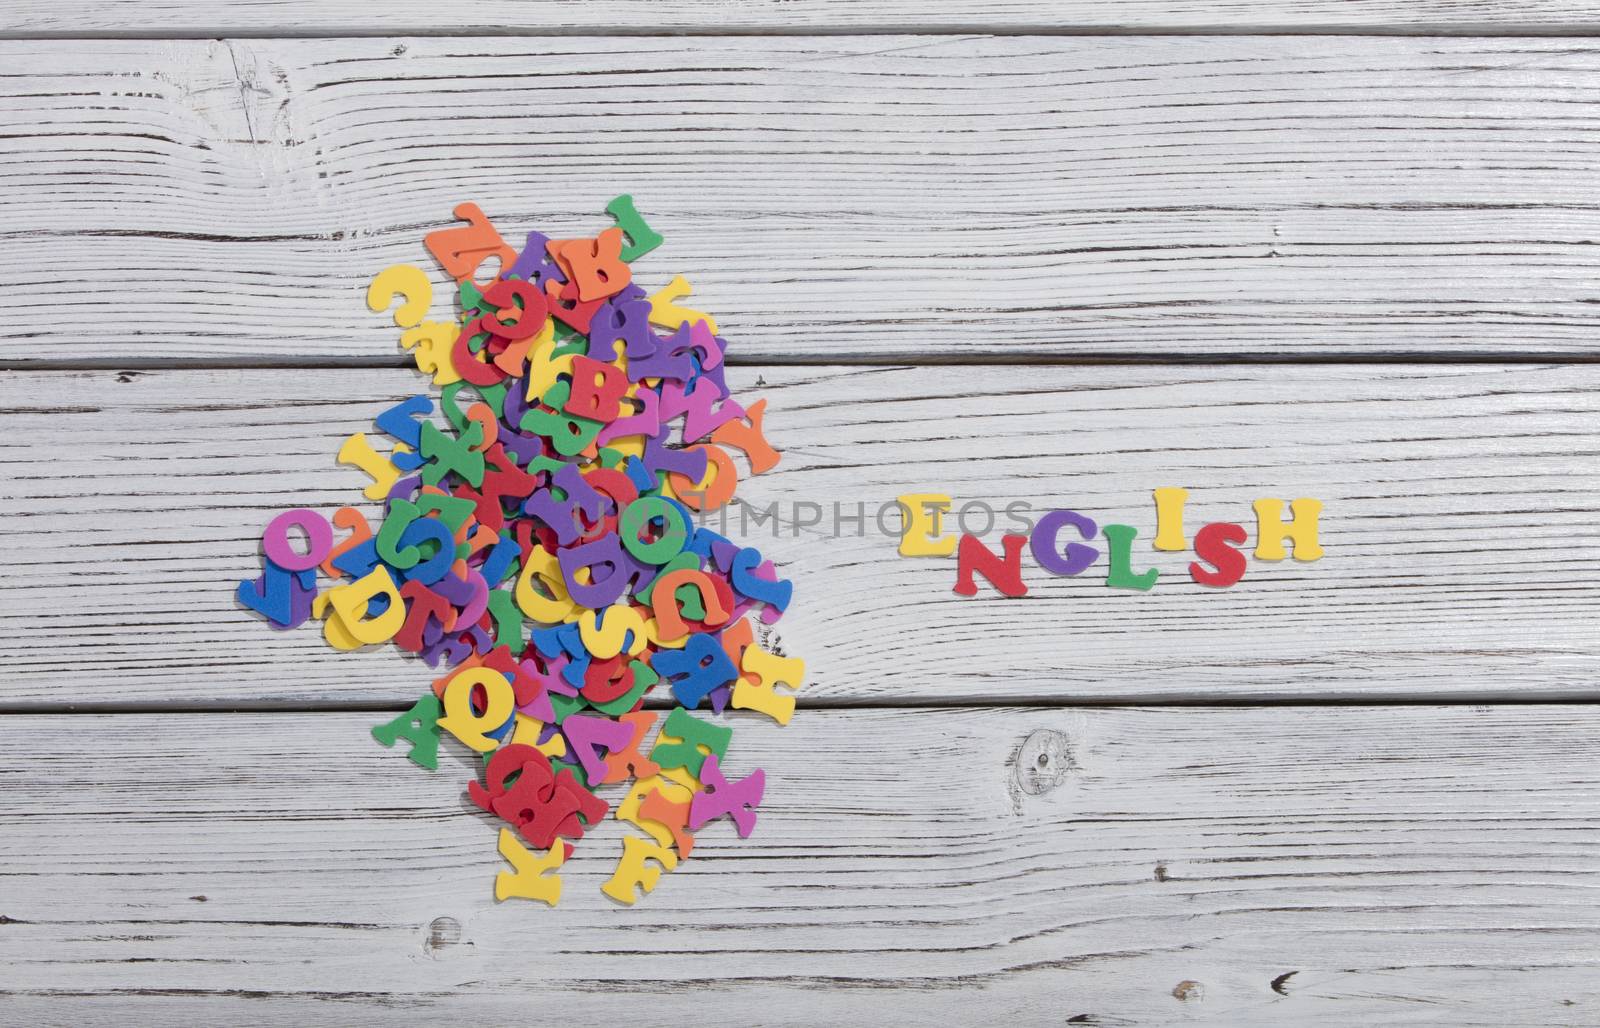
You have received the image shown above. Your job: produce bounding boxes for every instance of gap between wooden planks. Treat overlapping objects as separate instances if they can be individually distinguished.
[5,363,1599,709]
[2,705,1598,1025]
[13,36,1600,363]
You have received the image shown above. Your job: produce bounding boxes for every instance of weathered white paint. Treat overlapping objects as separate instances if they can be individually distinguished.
[3,706,1599,1024]
[6,364,1599,708]
[3,0,1598,35]
[11,37,1600,363]
[3,18,1597,1026]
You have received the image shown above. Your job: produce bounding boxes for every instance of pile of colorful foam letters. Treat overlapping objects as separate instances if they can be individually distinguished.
[236,197,802,906]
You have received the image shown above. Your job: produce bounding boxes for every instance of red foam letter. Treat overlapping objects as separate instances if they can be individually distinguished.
[953,533,1029,598]
[1189,521,1248,588]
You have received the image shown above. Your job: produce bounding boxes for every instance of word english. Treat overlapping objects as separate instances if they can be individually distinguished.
[897,489,1324,597]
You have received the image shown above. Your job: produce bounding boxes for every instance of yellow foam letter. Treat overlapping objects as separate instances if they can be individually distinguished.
[311,592,362,651]
[325,568,405,645]
[1152,487,1189,551]
[601,834,679,906]
[648,274,718,334]
[515,545,578,624]
[337,432,401,502]
[400,322,463,386]
[579,605,647,660]
[493,829,566,905]
[1253,498,1324,561]
[897,493,955,557]
[733,646,805,726]
[509,713,568,760]
[366,264,433,328]
[438,667,515,753]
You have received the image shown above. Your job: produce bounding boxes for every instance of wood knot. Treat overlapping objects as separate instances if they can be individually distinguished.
[423,916,463,957]
[1014,728,1072,796]
[1172,980,1204,1003]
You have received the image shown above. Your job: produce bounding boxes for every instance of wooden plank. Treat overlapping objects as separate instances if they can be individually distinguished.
[10,36,1600,363]
[5,705,1600,1024]
[6,363,1600,708]
[4,0,1600,35]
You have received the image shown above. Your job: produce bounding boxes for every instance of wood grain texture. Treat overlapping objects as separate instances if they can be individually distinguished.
[7,363,1600,708]
[13,36,1600,363]
[4,705,1600,1025]
[5,0,1600,35]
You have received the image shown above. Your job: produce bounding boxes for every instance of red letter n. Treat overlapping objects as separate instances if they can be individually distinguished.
[953,533,1029,598]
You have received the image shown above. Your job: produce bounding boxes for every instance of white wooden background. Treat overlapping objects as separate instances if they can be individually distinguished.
[4,3,1600,1025]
